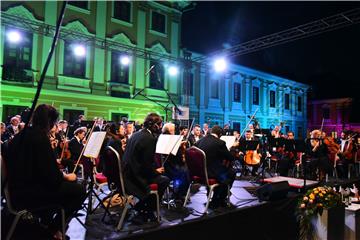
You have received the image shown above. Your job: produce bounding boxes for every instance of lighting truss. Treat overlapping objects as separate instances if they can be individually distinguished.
[1,12,186,66]
[193,8,360,61]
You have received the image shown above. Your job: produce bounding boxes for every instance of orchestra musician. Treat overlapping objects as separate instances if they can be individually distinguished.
[160,123,190,201]
[239,130,261,176]
[277,131,296,176]
[123,113,170,223]
[4,104,86,240]
[196,125,235,209]
[271,125,282,138]
[188,124,203,146]
[201,123,210,136]
[67,127,92,179]
[305,130,331,181]
[336,130,356,178]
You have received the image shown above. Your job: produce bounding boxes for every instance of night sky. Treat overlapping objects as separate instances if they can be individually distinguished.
[181,1,360,121]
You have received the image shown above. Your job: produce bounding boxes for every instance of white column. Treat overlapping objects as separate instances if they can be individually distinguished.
[93,1,106,84]
[135,8,146,90]
[43,1,58,77]
[245,77,251,114]
[278,86,284,117]
[262,81,268,115]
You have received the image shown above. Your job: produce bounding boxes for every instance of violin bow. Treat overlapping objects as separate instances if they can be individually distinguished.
[59,126,70,162]
[240,108,259,137]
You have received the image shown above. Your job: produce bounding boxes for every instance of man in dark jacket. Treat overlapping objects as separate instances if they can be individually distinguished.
[123,113,169,223]
[196,125,235,209]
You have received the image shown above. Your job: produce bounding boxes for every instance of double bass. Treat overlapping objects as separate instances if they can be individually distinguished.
[244,143,261,166]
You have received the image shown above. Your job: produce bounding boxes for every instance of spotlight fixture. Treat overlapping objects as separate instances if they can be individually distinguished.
[214,58,227,72]
[7,30,21,43]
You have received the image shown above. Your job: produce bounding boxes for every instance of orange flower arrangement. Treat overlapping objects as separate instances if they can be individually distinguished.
[297,186,342,240]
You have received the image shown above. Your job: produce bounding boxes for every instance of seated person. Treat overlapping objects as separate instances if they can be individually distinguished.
[5,104,86,240]
[196,125,235,208]
[123,113,170,223]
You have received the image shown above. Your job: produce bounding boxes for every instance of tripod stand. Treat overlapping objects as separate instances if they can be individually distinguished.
[81,160,111,216]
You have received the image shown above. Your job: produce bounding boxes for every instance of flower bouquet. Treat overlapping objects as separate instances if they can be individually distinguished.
[297,186,343,240]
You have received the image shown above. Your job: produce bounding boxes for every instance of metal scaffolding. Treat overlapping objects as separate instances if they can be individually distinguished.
[1,12,185,65]
[193,8,360,61]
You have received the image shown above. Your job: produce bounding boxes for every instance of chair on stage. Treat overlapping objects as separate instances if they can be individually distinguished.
[1,158,66,240]
[102,146,160,230]
[183,146,220,214]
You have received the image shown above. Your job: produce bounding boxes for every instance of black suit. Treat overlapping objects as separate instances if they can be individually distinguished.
[67,137,92,178]
[5,127,86,231]
[123,129,169,211]
[196,134,235,204]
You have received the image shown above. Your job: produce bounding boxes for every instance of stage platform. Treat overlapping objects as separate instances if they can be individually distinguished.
[3,177,360,240]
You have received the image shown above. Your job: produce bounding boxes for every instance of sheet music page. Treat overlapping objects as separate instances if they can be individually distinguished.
[83,131,107,158]
[156,134,182,155]
[220,136,236,150]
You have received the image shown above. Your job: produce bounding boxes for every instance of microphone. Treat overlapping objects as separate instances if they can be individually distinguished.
[145,65,155,76]
[132,88,144,99]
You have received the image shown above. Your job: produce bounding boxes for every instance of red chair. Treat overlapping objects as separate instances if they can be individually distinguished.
[105,146,160,230]
[183,146,220,214]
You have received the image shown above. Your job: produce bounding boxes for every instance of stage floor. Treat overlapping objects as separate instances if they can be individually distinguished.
[3,177,359,239]
[68,180,262,240]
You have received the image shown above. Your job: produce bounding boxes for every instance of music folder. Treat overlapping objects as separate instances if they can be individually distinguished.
[83,131,107,158]
[239,140,259,152]
[220,136,236,150]
[156,134,182,155]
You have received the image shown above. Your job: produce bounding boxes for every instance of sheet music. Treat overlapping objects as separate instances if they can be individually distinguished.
[220,136,236,150]
[156,134,183,155]
[83,131,107,158]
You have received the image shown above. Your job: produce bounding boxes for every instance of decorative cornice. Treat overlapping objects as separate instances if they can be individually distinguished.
[63,20,93,36]
[4,5,41,22]
[148,42,169,55]
[109,33,136,47]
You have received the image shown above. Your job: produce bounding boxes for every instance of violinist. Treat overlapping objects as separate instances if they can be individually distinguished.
[305,130,331,181]
[196,125,235,209]
[5,104,86,240]
[188,124,203,146]
[66,127,92,178]
[161,123,190,201]
[336,130,355,178]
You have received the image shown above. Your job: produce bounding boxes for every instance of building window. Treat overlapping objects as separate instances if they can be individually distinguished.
[285,94,290,110]
[233,122,241,132]
[68,1,88,9]
[297,126,303,139]
[113,1,131,22]
[2,105,28,123]
[211,78,219,99]
[234,83,241,102]
[297,96,302,112]
[183,72,193,96]
[111,113,128,123]
[63,109,84,125]
[3,29,33,82]
[63,42,86,78]
[270,90,276,108]
[253,86,259,105]
[322,107,330,119]
[149,60,164,89]
[285,125,290,133]
[151,11,166,33]
[111,52,129,84]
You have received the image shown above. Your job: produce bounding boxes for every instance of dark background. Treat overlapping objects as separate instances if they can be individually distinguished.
[181,1,360,121]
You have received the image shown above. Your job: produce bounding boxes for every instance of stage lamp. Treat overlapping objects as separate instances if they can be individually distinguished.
[168,66,179,76]
[7,30,21,43]
[214,58,227,72]
[73,45,86,57]
[120,55,130,66]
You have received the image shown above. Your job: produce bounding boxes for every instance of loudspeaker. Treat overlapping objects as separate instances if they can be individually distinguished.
[256,181,290,201]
